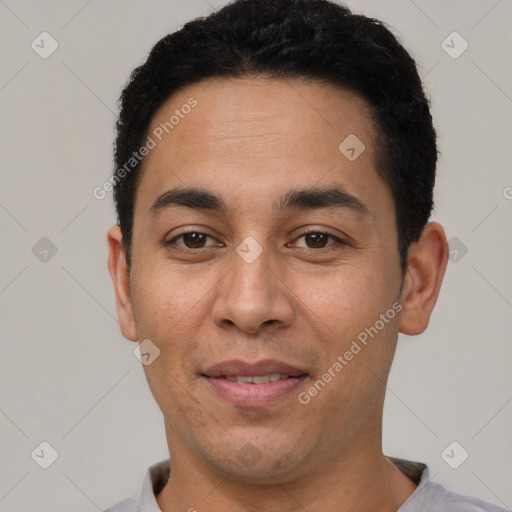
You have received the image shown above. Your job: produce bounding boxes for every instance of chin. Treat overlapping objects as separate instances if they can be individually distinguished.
[202,435,309,484]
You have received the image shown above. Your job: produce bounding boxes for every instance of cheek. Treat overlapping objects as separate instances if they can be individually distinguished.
[293,262,396,334]
[296,267,400,425]
[292,260,401,401]
[130,264,210,388]
[130,262,207,340]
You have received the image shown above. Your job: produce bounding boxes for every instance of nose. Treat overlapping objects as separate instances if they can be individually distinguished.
[211,242,296,335]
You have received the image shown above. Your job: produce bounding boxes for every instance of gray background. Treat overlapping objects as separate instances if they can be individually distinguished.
[1,0,511,510]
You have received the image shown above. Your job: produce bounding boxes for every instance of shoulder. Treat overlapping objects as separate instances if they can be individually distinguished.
[102,459,169,512]
[389,458,507,512]
[417,480,508,512]
[102,495,138,512]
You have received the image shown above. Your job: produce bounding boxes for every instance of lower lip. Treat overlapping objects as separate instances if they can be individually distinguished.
[204,375,308,407]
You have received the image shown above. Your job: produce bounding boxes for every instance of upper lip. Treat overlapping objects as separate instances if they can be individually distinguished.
[202,359,308,378]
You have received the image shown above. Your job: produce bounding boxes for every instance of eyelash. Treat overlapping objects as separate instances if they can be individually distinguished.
[292,229,345,251]
[166,228,346,253]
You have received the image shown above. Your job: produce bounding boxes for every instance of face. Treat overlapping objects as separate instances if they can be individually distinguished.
[109,77,442,484]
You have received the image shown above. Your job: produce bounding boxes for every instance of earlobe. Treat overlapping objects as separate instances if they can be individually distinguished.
[398,222,449,336]
[107,226,138,341]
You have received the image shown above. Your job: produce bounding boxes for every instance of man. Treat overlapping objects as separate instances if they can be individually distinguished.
[104,0,506,511]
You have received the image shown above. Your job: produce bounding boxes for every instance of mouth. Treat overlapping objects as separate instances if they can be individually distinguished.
[201,359,309,407]
[217,373,298,384]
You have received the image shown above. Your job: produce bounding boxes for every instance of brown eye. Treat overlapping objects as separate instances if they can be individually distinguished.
[181,232,207,248]
[291,230,342,250]
[304,232,330,248]
[168,231,218,250]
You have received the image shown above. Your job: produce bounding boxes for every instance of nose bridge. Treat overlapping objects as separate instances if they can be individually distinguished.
[232,245,273,301]
[212,240,294,333]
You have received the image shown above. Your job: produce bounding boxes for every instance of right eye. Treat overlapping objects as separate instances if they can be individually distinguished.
[166,230,223,251]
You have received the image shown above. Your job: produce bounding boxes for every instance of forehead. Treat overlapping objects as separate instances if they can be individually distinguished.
[136,76,386,215]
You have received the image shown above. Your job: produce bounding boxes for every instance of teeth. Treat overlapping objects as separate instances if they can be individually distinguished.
[224,374,289,384]
[235,376,253,383]
[252,375,271,384]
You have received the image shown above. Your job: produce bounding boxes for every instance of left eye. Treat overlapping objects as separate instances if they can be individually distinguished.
[291,231,342,249]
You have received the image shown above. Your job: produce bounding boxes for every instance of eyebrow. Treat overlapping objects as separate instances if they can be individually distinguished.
[275,186,370,216]
[149,185,370,217]
[150,187,228,215]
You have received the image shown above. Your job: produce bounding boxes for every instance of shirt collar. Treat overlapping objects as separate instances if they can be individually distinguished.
[137,457,429,512]
[137,459,170,512]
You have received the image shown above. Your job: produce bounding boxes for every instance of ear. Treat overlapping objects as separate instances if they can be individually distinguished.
[107,226,138,341]
[398,222,449,335]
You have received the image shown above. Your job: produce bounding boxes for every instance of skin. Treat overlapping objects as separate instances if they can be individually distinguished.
[108,77,448,512]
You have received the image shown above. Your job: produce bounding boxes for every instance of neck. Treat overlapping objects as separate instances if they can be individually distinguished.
[156,426,418,512]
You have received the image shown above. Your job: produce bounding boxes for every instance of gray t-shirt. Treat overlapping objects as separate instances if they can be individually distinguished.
[103,457,507,512]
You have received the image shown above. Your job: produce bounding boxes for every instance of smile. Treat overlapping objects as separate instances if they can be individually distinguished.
[201,359,309,407]
[219,374,292,384]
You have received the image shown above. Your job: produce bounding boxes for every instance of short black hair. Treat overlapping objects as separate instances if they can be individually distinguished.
[113,0,437,270]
